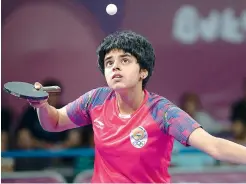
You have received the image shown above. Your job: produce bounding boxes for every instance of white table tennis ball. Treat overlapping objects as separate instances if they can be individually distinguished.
[106,4,117,15]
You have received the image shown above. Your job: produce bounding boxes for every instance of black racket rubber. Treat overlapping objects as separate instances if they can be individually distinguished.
[3,82,61,100]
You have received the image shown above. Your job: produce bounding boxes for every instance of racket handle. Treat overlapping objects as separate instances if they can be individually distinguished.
[42,86,61,93]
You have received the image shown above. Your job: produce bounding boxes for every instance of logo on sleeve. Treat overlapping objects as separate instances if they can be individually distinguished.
[130,126,148,148]
[94,119,104,129]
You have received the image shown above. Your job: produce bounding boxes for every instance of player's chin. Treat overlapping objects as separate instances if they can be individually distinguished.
[109,83,128,91]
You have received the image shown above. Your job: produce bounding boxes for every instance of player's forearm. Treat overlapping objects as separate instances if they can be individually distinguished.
[215,138,246,164]
[37,102,60,132]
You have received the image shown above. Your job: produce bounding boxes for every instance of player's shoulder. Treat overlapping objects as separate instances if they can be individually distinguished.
[146,91,178,122]
[147,91,174,109]
[89,87,114,107]
[92,86,113,96]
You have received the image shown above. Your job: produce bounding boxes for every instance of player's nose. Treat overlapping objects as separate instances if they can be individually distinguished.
[112,60,121,71]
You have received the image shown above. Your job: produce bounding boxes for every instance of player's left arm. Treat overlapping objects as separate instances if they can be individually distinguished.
[162,104,246,165]
[188,127,246,164]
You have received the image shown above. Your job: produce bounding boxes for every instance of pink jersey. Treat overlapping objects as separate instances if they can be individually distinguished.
[66,87,201,183]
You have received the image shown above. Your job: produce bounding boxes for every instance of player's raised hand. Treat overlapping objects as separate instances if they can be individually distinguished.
[27,82,48,108]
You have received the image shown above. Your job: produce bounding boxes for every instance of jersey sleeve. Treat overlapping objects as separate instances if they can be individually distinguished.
[65,88,98,126]
[161,103,202,146]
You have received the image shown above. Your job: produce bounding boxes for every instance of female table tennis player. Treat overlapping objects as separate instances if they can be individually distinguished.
[30,31,246,183]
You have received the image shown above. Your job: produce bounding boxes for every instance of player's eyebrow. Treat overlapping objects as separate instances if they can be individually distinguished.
[104,56,112,61]
[104,52,132,62]
[120,52,132,57]
[119,53,132,58]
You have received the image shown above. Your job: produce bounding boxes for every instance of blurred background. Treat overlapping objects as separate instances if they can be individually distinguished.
[1,0,246,183]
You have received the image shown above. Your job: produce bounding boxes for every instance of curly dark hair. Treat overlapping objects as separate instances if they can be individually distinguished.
[96,30,155,89]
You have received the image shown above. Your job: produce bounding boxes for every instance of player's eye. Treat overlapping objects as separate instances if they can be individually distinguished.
[122,58,129,64]
[105,61,113,67]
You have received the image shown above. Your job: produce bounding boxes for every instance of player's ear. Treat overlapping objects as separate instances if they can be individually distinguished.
[140,69,148,79]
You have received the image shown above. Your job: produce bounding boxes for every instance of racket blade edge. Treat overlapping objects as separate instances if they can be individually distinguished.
[3,82,49,100]
[3,86,21,98]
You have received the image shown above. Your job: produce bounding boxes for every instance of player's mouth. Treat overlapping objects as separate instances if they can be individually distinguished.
[112,74,123,79]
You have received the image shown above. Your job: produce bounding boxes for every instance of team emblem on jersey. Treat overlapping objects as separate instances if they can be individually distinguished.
[130,126,148,148]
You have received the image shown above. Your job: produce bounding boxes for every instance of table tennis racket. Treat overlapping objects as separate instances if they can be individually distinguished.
[3,81,61,100]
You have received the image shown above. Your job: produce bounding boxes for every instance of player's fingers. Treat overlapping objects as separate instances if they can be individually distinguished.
[34,82,43,90]
[28,99,44,103]
[27,99,48,108]
[28,102,47,108]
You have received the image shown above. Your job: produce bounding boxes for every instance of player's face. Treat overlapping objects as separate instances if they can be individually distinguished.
[104,49,147,91]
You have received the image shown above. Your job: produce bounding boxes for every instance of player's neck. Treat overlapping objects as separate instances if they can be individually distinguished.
[116,86,145,115]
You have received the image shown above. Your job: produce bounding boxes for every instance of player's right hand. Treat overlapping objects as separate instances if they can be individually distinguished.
[27,82,49,108]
